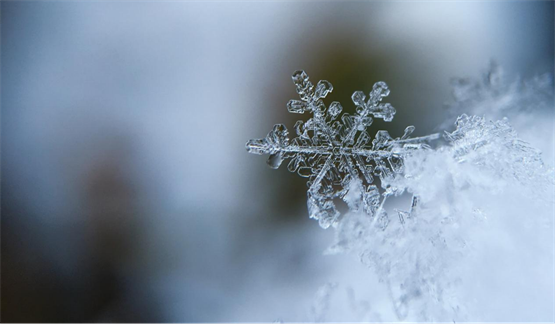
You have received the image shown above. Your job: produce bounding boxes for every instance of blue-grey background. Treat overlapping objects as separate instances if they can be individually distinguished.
[2,1,553,322]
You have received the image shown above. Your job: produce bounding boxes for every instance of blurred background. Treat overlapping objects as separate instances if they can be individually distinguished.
[1,1,553,322]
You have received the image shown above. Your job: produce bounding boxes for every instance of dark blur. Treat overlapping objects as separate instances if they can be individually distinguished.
[1,1,553,322]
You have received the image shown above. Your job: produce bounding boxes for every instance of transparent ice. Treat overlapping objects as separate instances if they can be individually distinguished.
[246,68,554,322]
[327,112,554,321]
[335,70,552,321]
[246,71,439,229]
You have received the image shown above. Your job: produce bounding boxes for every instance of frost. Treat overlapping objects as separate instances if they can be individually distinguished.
[246,70,439,228]
[330,70,553,321]
[444,62,554,157]
[329,113,554,321]
[246,68,554,321]
[444,114,553,200]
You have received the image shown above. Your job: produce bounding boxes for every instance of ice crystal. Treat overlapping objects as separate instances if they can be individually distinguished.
[445,114,552,194]
[445,61,555,164]
[246,71,439,228]
[326,112,554,321]
[323,68,554,322]
[247,68,554,322]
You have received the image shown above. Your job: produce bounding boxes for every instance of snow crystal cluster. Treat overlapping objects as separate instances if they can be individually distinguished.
[246,68,554,321]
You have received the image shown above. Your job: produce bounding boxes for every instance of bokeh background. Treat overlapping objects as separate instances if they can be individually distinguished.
[2,1,553,322]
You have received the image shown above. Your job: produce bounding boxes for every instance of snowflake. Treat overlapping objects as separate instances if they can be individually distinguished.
[246,70,439,228]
